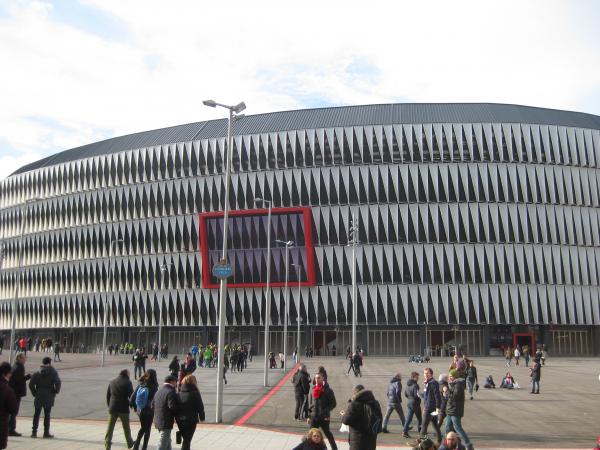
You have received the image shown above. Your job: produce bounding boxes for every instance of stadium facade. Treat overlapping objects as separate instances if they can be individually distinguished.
[1,103,600,357]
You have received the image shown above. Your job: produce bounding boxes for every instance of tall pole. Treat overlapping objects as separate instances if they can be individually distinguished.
[215,109,234,423]
[350,212,358,353]
[294,264,301,364]
[281,242,291,371]
[101,238,122,368]
[262,200,273,387]
[159,261,171,362]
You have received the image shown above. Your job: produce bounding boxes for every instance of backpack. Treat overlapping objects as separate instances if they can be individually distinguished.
[364,402,383,435]
[135,386,149,412]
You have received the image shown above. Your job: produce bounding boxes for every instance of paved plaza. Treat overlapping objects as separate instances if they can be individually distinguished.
[0,351,598,448]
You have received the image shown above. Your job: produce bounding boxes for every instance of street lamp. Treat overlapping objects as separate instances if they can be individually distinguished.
[276,239,293,371]
[348,212,359,353]
[291,263,302,364]
[255,197,273,386]
[10,197,39,365]
[203,98,246,423]
[101,238,123,368]
[159,259,174,362]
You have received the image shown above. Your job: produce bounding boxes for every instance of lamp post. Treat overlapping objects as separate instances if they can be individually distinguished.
[349,212,359,353]
[276,240,293,371]
[159,259,174,362]
[10,197,39,365]
[203,99,246,423]
[255,198,273,386]
[291,263,302,363]
[101,238,123,368]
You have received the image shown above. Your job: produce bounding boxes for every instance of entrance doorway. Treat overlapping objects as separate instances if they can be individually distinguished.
[513,333,534,351]
[312,330,337,356]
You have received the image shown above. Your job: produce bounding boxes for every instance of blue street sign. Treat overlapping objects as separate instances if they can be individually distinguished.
[212,262,233,279]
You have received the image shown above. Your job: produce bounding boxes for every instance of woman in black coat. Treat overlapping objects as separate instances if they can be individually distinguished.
[168,356,179,377]
[341,385,383,450]
[177,374,205,450]
[130,369,158,450]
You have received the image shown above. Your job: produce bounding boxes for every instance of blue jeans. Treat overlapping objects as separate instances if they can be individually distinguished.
[445,415,471,447]
[157,428,172,450]
[532,380,540,393]
[403,405,422,434]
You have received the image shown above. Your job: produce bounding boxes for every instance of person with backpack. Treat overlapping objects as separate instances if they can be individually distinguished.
[176,375,205,450]
[382,372,406,433]
[292,364,310,420]
[130,369,158,450]
[308,371,338,450]
[402,371,422,438]
[340,384,382,450]
[105,369,134,450]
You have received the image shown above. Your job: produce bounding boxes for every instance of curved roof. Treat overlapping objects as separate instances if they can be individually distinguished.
[12,102,600,175]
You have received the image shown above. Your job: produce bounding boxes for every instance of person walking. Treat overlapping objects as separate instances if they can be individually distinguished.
[176,375,205,450]
[152,375,180,450]
[0,362,18,450]
[402,371,422,438]
[445,370,474,450]
[530,357,541,394]
[105,369,135,450]
[53,342,61,362]
[420,367,442,446]
[130,369,158,450]
[514,347,520,366]
[8,353,30,437]
[340,384,382,450]
[292,364,311,421]
[29,356,61,438]
[382,372,406,433]
[133,350,146,380]
[308,371,338,450]
[465,361,478,401]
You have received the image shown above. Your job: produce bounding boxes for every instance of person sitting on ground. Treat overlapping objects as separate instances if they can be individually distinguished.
[438,431,466,450]
[499,371,516,389]
[412,436,438,450]
[292,428,327,450]
[483,375,496,389]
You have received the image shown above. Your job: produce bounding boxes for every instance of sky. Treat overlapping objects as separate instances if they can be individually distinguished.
[0,0,599,180]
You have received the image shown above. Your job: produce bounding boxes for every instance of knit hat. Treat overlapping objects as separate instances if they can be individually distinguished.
[449,369,460,379]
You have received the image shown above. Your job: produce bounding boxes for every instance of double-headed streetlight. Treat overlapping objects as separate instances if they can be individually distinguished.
[203,99,246,423]
[276,240,293,371]
[159,259,174,362]
[255,197,272,386]
[349,212,359,353]
[10,197,39,365]
[291,263,302,363]
[101,238,123,368]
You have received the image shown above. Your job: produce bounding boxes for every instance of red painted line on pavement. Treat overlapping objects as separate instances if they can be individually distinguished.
[235,363,300,426]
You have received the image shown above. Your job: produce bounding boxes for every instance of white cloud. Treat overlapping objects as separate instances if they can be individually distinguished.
[0,0,599,180]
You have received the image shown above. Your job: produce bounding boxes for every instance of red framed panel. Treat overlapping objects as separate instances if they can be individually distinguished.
[199,207,316,289]
[513,332,534,350]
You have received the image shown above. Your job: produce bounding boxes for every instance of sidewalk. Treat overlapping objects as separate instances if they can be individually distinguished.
[6,418,583,450]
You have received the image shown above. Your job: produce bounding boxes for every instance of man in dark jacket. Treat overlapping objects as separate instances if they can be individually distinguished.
[132,350,146,380]
[403,371,422,438]
[420,367,442,445]
[382,372,406,433]
[0,362,18,450]
[8,353,30,436]
[530,357,541,394]
[341,385,382,450]
[445,370,473,450]
[105,369,134,450]
[152,374,180,450]
[29,356,61,438]
[292,364,310,420]
[309,372,338,450]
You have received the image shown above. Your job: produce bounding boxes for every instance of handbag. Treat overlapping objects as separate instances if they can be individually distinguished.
[475,383,479,392]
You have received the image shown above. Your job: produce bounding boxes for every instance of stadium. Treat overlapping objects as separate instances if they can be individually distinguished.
[1,103,600,357]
